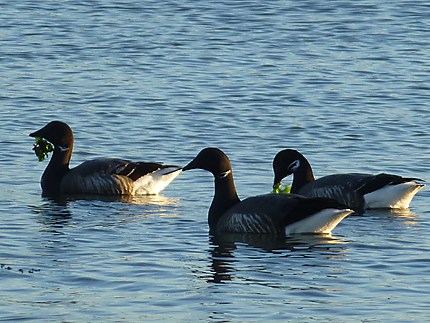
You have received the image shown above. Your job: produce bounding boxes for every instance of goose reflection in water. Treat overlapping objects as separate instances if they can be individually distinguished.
[40,191,179,206]
[366,208,419,227]
[31,196,73,228]
[31,193,179,229]
[207,233,348,284]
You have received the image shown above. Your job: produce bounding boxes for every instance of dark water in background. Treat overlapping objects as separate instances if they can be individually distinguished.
[1,1,429,321]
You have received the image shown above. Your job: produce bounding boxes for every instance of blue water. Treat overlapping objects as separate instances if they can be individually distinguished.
[1,0,430,321]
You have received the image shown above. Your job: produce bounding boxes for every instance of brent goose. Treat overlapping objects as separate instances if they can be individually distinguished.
[183,148,353,235]
[30,121,181,196]
[273,149,425,214]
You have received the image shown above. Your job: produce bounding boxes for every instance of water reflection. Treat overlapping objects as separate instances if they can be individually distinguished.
[389,208,419,226]
[30,194,179,229]
[41,192,179,206]
[366,208,419,226]
[207,233,347,284]
[30,197,72,229]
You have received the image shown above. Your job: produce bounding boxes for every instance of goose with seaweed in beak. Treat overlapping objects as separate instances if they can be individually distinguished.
[30,121,182,196]
[272,149,425,214]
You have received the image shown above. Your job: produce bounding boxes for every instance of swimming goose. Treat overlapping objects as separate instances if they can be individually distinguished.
[30,121,182,196]
[272,149,425,214]
[183,148,353,235]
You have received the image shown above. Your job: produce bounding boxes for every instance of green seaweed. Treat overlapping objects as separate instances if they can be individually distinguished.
[272,182,291,194]
[32,137,54,162]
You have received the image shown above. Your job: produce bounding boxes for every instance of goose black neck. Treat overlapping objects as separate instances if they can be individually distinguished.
[41,146,72,194]
[291,157,315,193]
[208,171,240,230]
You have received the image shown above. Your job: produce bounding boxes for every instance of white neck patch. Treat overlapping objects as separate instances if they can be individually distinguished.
[218,169,231,179]
[58,146,69,152]
[289,159,300,172]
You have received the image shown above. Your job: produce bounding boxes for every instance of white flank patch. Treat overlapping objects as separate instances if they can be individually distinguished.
[364,181,425,209]
[133,167,182,195]
[284,208,353,235]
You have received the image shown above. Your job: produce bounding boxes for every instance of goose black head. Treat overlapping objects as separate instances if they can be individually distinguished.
[183,147,232,178]
[272,149,304,187]
[30,121,74,150]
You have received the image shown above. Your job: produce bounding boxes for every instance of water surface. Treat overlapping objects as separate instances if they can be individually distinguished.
[1,0,429,321]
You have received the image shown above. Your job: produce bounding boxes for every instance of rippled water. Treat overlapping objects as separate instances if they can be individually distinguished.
[1,0,429,321]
